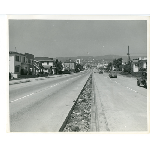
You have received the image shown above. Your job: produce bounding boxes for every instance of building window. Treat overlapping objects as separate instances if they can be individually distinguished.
[15,55,19,61]
[15,66,20,72]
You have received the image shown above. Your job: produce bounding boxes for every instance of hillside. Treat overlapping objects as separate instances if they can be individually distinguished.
[56,55,147,63]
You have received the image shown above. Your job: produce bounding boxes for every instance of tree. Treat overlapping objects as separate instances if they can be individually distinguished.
[54,59,63,74]
[75,64,83,72]
[113,58,122,70]
[107,62,112,71]
[123,63,131,73]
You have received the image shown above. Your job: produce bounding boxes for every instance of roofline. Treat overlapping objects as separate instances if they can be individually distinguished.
[9,51,25,56]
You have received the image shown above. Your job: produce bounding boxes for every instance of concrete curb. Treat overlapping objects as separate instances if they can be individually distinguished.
[9,74,68,85]
[9,79,31,85]
[90,73,99,132]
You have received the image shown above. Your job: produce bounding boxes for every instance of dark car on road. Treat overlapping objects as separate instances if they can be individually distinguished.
[109,71,117,78]
[137,71,147,88]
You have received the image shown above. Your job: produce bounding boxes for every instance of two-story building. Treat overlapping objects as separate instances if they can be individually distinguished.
[131,57,147,72]
[138,57,147,71]
[25,53,34,75]
[9,51,36,78]
[34,57,54,74]
[64,59,76,72]
[9,51,29,78]
[132,59,139,72]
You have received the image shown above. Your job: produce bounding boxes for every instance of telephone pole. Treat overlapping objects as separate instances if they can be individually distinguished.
[15,47,17,52]
[127,46,130,63]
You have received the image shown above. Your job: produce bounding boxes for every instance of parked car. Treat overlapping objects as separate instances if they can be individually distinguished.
[99,70,103,74]
[109,71,117,78]
[137,71,147,88]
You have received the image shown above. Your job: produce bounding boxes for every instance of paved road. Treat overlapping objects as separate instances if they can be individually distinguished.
[9,70,91,132]
[93,72,147,132]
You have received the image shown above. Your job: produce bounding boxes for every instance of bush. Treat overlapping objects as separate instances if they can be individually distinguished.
[123,64,131,73]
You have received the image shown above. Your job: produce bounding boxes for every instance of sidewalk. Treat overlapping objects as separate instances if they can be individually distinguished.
[9,74,70,85]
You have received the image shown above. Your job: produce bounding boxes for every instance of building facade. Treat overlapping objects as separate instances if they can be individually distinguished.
[25,53,34,75]
[76,59,81,64]
[64,60,76,72]
[132,59,139,72]
[34,57,54,74]
[138,57,147,71]
[131,57,147,72]
[9,51,29,77]
[9,51,36,78]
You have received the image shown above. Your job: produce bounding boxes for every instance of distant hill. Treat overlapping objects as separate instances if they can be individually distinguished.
[56,55,147,63]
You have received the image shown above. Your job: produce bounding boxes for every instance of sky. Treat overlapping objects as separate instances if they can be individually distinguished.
[9,20,147,58]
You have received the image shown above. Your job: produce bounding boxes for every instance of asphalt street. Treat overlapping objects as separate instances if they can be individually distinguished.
[9,70,91,132]
[9,70,148,132]
[93,72,147,132]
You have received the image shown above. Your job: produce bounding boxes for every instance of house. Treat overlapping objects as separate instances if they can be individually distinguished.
[138,57,147,71]
[34,57,54,74]
[64,59,76,71]
[131,57,147,72]
[9,51,30,78]
[131,59,139,72]
[76,59,81,64]
[25,53,35,75]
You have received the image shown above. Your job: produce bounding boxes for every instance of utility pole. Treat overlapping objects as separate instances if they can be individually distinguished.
[127,46,132,73]
[127,46,130,63]
[15,47,17,52]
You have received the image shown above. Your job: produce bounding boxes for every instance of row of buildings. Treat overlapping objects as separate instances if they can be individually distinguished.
[96,57,147,72]
[9,51,81,78]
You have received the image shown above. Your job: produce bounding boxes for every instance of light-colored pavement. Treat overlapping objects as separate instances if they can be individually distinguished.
[93,72,147,132]
[9,74,70,85]
[9,70,91,132]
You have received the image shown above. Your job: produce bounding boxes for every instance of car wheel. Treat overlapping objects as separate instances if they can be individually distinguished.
[137,80,140,86]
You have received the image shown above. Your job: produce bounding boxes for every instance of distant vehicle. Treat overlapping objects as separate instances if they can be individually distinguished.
[109,71,117,78]
[137,71,147,88]
[99,70,103,74]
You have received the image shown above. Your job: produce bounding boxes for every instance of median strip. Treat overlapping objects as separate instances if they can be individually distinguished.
[60,74,93,132]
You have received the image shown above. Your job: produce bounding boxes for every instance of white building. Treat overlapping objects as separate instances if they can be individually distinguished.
[76,59,81,64]
[138,57,147,71]
[34,57,54,74]
[9,51,30,78]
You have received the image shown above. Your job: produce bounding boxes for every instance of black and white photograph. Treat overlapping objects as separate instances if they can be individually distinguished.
[8,16,148,132]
